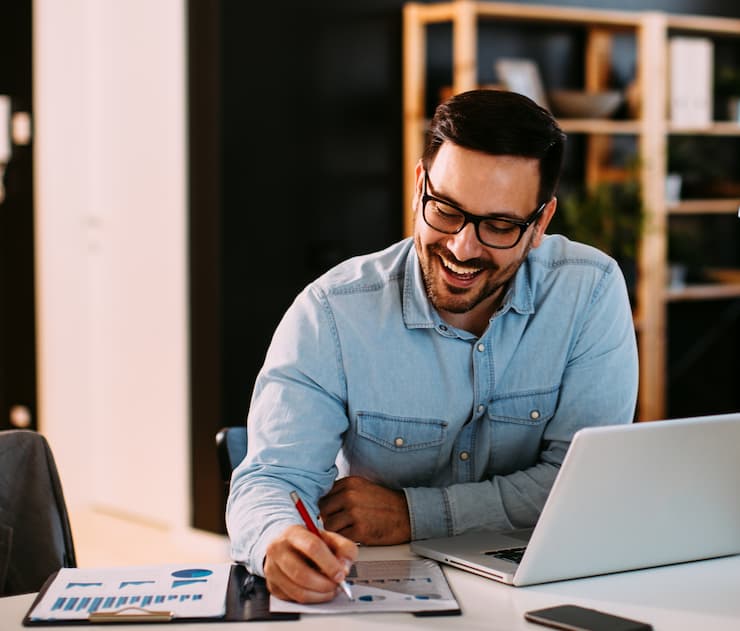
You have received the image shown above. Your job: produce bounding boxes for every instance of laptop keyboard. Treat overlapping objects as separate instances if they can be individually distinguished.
[484,547,526,564]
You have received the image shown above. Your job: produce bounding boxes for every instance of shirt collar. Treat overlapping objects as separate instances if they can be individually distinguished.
[402,244,437,329]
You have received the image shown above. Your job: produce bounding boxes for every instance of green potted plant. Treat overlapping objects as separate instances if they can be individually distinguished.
[557,178,644,262]
[553,165,646,300]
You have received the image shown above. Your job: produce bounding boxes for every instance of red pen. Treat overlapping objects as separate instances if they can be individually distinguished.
[290,490,354,600]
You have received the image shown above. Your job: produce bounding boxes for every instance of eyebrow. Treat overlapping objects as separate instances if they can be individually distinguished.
[425,171,535,221]
[429,188,524,221]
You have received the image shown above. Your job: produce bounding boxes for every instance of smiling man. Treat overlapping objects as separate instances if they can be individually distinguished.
[226,89,639,603]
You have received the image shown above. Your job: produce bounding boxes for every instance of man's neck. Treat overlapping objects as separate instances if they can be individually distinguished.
[440,288,506,338]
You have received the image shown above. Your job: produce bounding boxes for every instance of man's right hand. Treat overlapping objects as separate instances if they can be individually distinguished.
[263,524,358,603]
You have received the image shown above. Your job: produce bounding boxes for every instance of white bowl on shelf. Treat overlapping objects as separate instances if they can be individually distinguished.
[548,90,623,119]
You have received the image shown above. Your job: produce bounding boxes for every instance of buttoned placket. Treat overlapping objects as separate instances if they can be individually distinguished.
[452,419,477,482]
[453,336,492,482]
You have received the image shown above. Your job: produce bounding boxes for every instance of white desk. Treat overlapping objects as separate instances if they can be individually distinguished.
[4,545,739,630]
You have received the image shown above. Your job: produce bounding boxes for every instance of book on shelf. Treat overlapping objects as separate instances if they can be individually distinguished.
[669,36,714,127]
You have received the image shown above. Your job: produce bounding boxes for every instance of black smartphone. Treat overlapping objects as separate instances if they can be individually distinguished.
[524,604,653,631]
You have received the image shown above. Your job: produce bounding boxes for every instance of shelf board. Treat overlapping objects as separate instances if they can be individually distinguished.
[425,120,739,139]
[412,2,642,27]
[558,119,640,134]
[667,283,740,302]
[473,2,641,28]
[667,14,740,35]
[668,199,740,215]
[669,122,740,136]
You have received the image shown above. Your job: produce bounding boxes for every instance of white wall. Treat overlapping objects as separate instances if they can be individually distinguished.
[34,0,189,530]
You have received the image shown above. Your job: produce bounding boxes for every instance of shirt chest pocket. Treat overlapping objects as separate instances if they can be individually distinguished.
[350,412,448,488]
[487,387,559,474]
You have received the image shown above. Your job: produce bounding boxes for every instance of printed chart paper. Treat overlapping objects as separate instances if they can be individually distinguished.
[27,563,231,621]
[270,559,459,614]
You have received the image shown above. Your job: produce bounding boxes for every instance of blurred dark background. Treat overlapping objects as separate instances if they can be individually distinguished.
[1,1,738,534]
[0,1,35,434]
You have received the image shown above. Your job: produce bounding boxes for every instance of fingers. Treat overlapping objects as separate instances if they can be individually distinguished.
[319,498,355,534]
[318,476,363,519]
[264,524,354,603]
[321,529,359,566]
[265,554,336,603]
[318,477,412,545]
[318,478,361,535]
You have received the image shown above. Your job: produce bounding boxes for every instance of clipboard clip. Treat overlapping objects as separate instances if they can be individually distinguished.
[88,606,174,623]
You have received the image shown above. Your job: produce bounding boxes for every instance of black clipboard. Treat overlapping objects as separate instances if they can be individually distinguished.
[22,564,299,625]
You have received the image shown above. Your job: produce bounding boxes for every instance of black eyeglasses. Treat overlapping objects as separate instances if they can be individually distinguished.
[421,171,547,249]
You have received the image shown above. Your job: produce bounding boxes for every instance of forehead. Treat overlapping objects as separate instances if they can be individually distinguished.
[428,142,540,213]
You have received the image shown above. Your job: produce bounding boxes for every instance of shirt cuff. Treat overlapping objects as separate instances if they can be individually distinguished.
[404,486,453,540]
[242,520,298,577]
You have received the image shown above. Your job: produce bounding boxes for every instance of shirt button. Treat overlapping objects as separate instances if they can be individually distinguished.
[477,343,485,352]
[439,324,448,332]
[459,451,470,461]
[477,404,485,413]
[394,437,404,447]
[530,410,540,420]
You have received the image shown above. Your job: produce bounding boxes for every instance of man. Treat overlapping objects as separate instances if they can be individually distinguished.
[226,89,638,603]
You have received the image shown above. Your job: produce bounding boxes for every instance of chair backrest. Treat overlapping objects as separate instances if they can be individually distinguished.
[215,426,248,492]
[0,429,76,596]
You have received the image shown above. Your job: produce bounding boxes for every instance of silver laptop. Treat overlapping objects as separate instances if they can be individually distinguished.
[410,413,740,586]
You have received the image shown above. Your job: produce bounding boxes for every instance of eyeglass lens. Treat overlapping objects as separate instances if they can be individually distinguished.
[423,198,524,248]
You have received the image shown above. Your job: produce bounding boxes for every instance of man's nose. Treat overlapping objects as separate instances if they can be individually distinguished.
[446,221,483,261]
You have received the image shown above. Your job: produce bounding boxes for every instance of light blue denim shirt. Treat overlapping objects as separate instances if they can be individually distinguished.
[226,235,638,575]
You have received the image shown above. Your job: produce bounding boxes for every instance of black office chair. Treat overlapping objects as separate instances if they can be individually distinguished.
[0,429,77,596]
[215,426,248,493]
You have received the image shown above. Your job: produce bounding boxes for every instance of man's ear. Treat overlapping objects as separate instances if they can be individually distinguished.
[532,197,557,248]
[412,161,424,210]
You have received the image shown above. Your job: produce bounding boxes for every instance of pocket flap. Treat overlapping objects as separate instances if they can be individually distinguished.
[356,412,448,451]
[487,387,558,425]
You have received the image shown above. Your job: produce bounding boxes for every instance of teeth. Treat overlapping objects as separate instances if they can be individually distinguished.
[442,258,481,275]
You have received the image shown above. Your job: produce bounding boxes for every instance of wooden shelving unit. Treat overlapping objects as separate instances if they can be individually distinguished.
[403,1,740,421]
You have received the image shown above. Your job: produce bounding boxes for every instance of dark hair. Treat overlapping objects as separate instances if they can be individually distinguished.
[422,89,566,205]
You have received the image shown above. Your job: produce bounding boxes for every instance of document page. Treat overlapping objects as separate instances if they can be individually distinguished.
[27,563,232,621]
[270,559,459,614]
